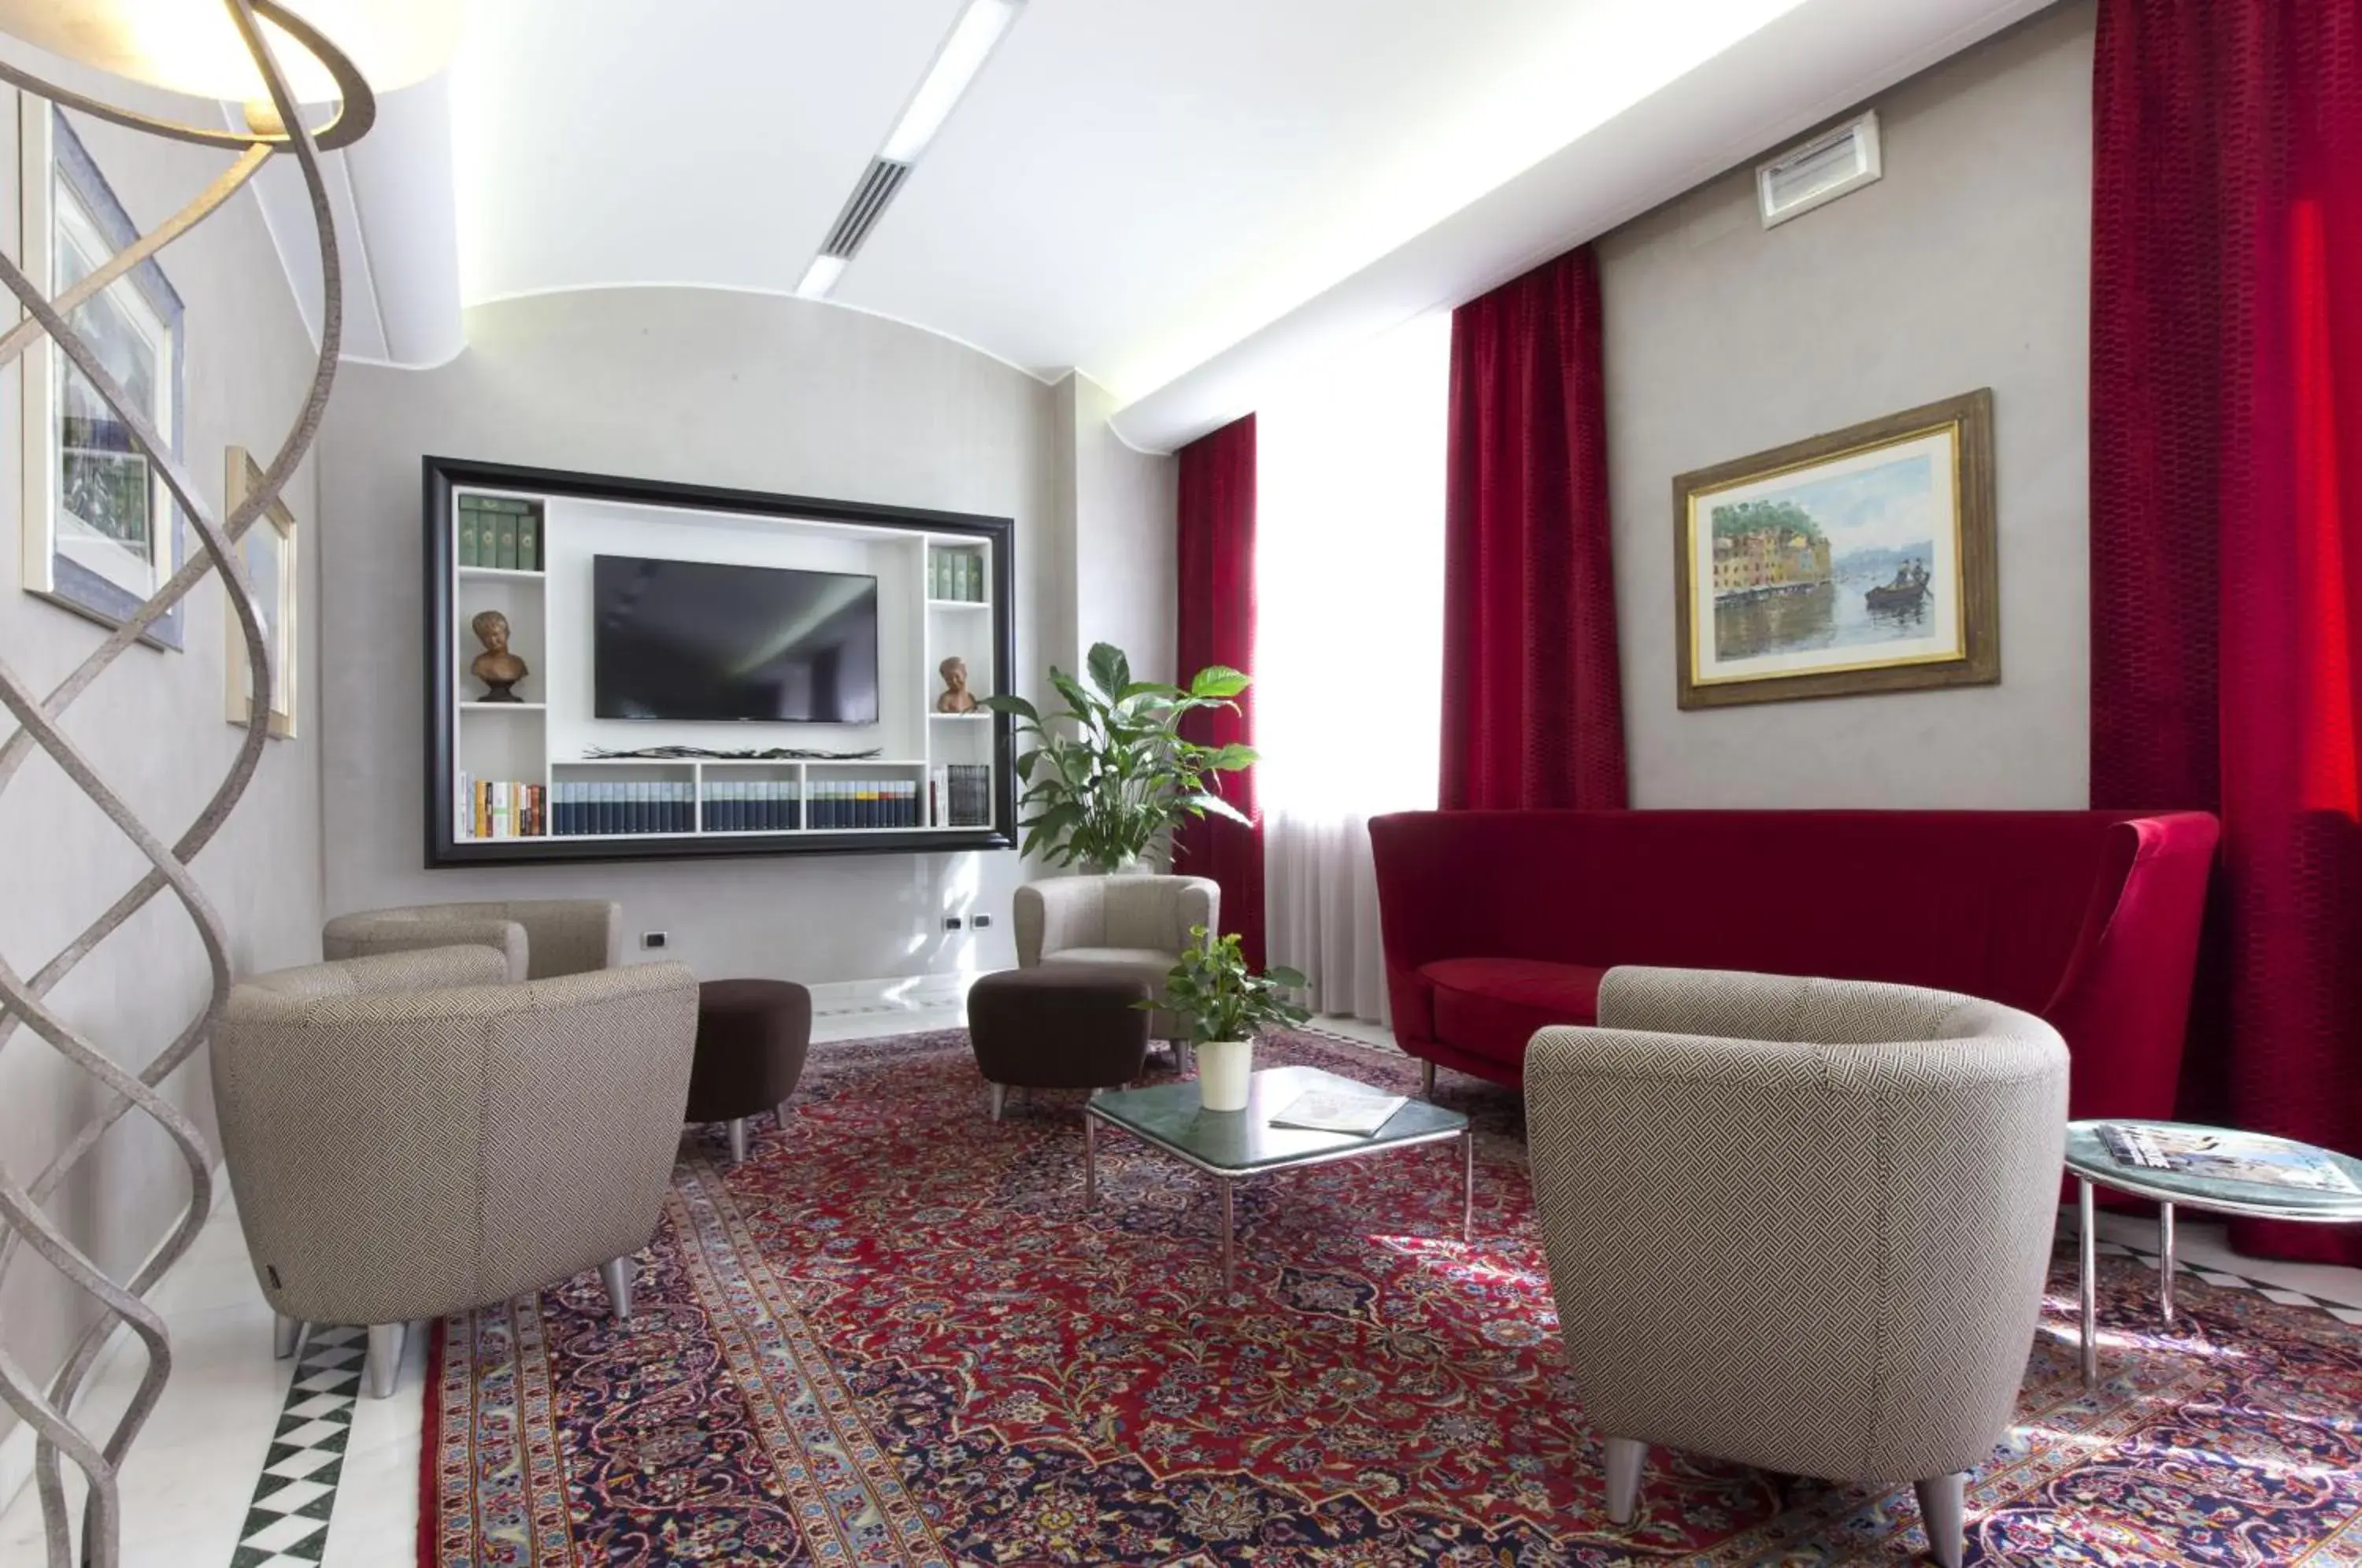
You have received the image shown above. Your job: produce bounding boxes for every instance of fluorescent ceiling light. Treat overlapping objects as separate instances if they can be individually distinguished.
[797,254,847,299]
[879,0,1022,165]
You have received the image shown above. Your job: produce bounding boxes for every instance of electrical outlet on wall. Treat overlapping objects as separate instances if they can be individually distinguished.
[642,932,668,950]
[972,913,994,930]
[943,915,964,931]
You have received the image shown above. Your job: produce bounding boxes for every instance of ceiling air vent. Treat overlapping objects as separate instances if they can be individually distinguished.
[1757,111,1882,228]
[820,157,913,258]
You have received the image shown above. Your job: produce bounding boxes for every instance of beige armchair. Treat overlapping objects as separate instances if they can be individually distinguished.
[1526,967,2068,1568]
[322,898,621,982]
[210,944,700,1398]
[1014,875,1217,1063]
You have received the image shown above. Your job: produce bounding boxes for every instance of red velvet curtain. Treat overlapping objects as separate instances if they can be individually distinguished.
[2090,0,2362,1261]
[1440,246,1627,810]
[1175,414,1265,970]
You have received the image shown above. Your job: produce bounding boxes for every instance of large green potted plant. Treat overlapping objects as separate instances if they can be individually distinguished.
[978,642,1254,872]
[1146,926,1309,1111]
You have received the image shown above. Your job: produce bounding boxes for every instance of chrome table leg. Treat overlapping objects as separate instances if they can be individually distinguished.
[1084,1113,1098,1208]
[2079,1178,2099,1387]
[1462,1128,1475,1242]
[2159,1200,2176,1323]
[1220,1178,1235,1297]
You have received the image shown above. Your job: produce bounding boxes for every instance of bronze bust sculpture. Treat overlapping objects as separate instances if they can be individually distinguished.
[470,609,529,703]
[935,655,979,714]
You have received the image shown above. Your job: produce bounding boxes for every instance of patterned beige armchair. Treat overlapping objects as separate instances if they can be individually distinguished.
[1526,967,2068,1568]
[1014,875,1217,1065]
[210,945,699,1398]
[322,898,621,983]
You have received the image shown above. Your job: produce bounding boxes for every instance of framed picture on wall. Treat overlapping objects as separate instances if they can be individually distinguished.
[223,447,298,740]
[16,101,188,650]
[1673,389,1997,709]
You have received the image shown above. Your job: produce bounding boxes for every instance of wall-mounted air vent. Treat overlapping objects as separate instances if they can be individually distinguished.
[820,158,913,259]
[1757,111,1882,228]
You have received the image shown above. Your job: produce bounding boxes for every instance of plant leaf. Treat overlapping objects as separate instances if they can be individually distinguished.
[1185,791,1253,827]
[976,693,1038,723]
[1087,642,1132,700]
[1189,665,1251,700]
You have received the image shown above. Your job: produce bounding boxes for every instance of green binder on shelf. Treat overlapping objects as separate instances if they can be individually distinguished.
[516,506,539,572]
[494,508,519,571]
[457,501,480,567]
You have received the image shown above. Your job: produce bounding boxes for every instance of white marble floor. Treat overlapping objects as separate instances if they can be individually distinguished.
[5,1003,2358,1567]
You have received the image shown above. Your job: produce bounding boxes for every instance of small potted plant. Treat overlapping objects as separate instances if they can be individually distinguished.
[1146,926,1309,1111]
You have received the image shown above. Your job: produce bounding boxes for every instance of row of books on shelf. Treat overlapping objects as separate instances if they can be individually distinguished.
[928,549,987,602]
[935,764,992,827]
[456,494,546,571]
[461,778,547,839]
[457,772,995,838]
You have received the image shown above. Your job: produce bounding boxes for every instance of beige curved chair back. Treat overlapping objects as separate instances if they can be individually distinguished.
[322,899,621,983]
[1014,875,1218,1041]
[1527,965,2068,1487]
[211,945,699,1328]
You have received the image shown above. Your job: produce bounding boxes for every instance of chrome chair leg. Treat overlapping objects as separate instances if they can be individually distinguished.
[1915,1473,1967,1568]
[727,1117,749,1164]
[365,1322,405,1400]
[1421,1059,1437,1098]
[1604,1437,1645,1523]
[599,1256,635,1322]
[272,1312,302,1360]
[989,1083,1007,1122]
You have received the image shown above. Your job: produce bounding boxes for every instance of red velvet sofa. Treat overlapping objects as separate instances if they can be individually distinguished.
[1368,810,2219,1123]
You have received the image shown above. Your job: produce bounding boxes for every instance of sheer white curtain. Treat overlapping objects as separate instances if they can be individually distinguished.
[1255,314,1451,1022]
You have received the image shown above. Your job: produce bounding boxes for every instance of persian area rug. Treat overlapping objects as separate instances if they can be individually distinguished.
[423,1029,2362,1566]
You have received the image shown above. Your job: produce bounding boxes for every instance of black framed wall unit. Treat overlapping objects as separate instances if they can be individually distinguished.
[424,456,1016,867]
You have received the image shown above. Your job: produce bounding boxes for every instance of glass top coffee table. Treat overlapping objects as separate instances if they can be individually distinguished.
[2066,1119,2362,1385]
[1084,1064,1473,1298]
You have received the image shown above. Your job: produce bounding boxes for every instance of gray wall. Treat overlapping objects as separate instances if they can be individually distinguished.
[0,87,324,1452]
[1599,1,2094,808]
[317,288,1060,981]
[1069,372,1177,685]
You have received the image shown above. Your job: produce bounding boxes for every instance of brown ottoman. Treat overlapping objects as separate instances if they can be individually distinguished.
[687,978,813,1163]
[967,967,1153,1120]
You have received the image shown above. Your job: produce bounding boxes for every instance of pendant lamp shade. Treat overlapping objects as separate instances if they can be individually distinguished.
[0,0,461,102]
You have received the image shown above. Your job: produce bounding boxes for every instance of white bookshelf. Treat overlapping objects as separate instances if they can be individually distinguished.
[428,460,1013,864]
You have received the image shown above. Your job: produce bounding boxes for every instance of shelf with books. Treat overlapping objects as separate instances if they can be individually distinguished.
[459,564,545,582]
[454,491,547,573]
[460,701,546,712]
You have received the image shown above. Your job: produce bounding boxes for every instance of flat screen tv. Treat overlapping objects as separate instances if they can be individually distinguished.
[592,554,880,723]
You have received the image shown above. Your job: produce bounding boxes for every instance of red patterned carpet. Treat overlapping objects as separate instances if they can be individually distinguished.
[424,1028,2362,1566]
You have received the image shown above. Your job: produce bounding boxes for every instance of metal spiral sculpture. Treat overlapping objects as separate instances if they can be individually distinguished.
[0,6,372,1564]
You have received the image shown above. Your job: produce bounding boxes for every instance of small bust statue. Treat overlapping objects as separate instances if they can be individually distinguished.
[470,609,529,703]
[935,655,979,714]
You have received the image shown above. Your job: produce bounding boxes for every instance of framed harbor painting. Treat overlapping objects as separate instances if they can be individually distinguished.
[17,101,188,649]
[1673,389,1997,709]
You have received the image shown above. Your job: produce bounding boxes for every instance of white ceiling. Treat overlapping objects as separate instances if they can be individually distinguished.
[238,0,2063,446]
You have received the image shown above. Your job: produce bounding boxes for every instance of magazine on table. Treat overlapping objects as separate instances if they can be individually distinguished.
[2097,1124,2361,1195]
[1272,1089,1409,1137]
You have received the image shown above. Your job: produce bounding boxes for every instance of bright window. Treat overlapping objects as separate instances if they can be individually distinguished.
[1254,313,1451,818]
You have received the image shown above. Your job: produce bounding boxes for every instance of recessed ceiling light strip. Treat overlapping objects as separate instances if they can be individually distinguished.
[794,0,1024,299]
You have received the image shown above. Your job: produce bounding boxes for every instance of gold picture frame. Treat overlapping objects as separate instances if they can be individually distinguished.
[223,447,298,740]
[1673,389,1998,709]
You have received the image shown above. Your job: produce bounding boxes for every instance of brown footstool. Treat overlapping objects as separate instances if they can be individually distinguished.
[967,967,1153,1120]
[687,978,813,1163]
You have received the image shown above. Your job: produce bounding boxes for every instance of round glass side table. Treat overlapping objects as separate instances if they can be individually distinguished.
[2065,1119,2362,1385]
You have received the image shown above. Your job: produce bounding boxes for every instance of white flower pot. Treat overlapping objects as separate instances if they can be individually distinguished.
[1197,1038,1253,1111]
